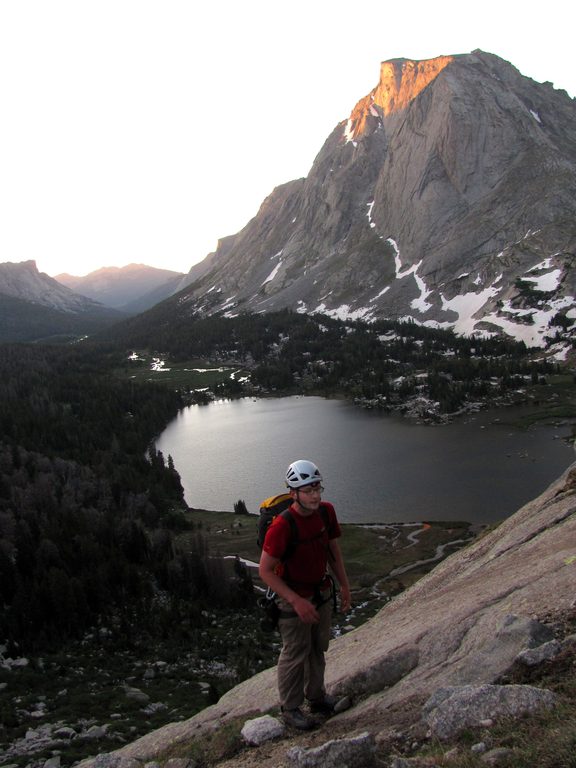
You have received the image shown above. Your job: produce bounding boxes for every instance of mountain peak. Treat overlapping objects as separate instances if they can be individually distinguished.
[344,54,454,141]
[141,51,576,353]
[13,259,38,272]
[375,55,454,115]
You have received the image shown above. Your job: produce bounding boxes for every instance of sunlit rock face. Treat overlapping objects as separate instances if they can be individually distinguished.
[345,55,454,140]
[173,50,576,349]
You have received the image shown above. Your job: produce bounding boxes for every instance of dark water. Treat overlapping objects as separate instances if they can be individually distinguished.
[155,396,574,524]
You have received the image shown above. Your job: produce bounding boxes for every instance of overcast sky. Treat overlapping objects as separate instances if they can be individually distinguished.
[1,0,575,278]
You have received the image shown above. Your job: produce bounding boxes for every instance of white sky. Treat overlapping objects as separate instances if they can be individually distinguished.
[1,0,575,278]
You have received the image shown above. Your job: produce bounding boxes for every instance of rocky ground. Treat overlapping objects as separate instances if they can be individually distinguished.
[68,463,576,768]
[0,520,475,768]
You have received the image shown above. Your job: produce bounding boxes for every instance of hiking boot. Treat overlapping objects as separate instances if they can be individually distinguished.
[308,694,339,715]
[281,707,316,730]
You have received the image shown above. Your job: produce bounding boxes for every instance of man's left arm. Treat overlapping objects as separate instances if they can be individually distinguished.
[328,538,351,613]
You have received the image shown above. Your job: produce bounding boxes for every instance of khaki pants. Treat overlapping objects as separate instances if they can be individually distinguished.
[276,589,333,710]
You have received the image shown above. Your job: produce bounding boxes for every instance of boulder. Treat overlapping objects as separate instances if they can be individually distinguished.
[240,715,285,746]
[516,639,562,667]
[422,684,557,740]
[286,731,376,767]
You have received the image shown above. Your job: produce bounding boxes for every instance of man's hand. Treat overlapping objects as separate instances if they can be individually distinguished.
[339,585,351,614]
[293,595,320,624]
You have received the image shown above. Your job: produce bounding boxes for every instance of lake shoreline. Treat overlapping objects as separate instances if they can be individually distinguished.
[158,395,574,525]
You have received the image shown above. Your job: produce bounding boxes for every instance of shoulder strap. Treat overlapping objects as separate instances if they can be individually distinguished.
[319,502,335,562]
[319,502,330,530]
[279,507,298,562]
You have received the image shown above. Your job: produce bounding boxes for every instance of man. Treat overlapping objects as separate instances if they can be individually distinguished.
[259,459,351,730]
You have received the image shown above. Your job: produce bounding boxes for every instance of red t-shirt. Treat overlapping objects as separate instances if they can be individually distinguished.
[262,501,341,596]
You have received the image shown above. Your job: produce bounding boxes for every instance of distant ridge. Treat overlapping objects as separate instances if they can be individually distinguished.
[0,260,124,342]
[55,263,184,313]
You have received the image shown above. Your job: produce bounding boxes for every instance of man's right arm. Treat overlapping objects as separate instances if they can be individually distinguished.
[259,550,320,624]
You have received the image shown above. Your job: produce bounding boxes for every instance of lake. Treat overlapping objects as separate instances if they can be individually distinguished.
[155,396,575,525]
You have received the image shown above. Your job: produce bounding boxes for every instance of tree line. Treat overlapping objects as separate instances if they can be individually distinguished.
[0,344,253,653]
[114,308,557,413]
[0,311,561,651]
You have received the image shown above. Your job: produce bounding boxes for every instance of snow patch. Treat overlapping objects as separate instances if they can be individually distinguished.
[343,118,357,146]
[151,358,171,372]
[313,303,373,322]
[366,201,376,228]
[527,257,553,272]
[262,261,283,286]
[548,342,571,362]
[521,268,562,292]
[190,367,227,373]
[481,294,575,348]
[411,273,433,313]
[370,286,390,302]
[530,109,542,123]
[387,239,433,313]
[440,282,502,337]
[423,319,463,332]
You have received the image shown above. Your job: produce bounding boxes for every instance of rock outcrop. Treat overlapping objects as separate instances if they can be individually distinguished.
[78,461,576,767]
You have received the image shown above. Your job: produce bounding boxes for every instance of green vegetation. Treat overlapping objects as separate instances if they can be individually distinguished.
[178,509,473,583]
[0,294,122,343]
[0,307,574,767]
[492,373,576,427]
[0,618,265,767]
[3,338,473,767]
[117,353,248,396]
[107,309,567,418]
[0,506,478,768]
[0,345,255,655]
[178,508,476,625]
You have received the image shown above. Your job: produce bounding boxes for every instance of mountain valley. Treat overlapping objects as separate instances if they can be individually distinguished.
[2,47,576,768]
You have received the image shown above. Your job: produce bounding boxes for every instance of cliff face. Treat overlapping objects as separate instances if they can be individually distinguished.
[344,55,455,137]
[80,461,576,766]
[170,50,576,350]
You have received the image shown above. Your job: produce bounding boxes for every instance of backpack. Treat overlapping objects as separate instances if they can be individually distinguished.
[257,493,330,562]
[257,493,294,553]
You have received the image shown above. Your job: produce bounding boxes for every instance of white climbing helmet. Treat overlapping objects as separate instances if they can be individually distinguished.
[285,459,323,489]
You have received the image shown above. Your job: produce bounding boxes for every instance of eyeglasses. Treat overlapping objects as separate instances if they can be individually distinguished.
[297,484,324,495]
